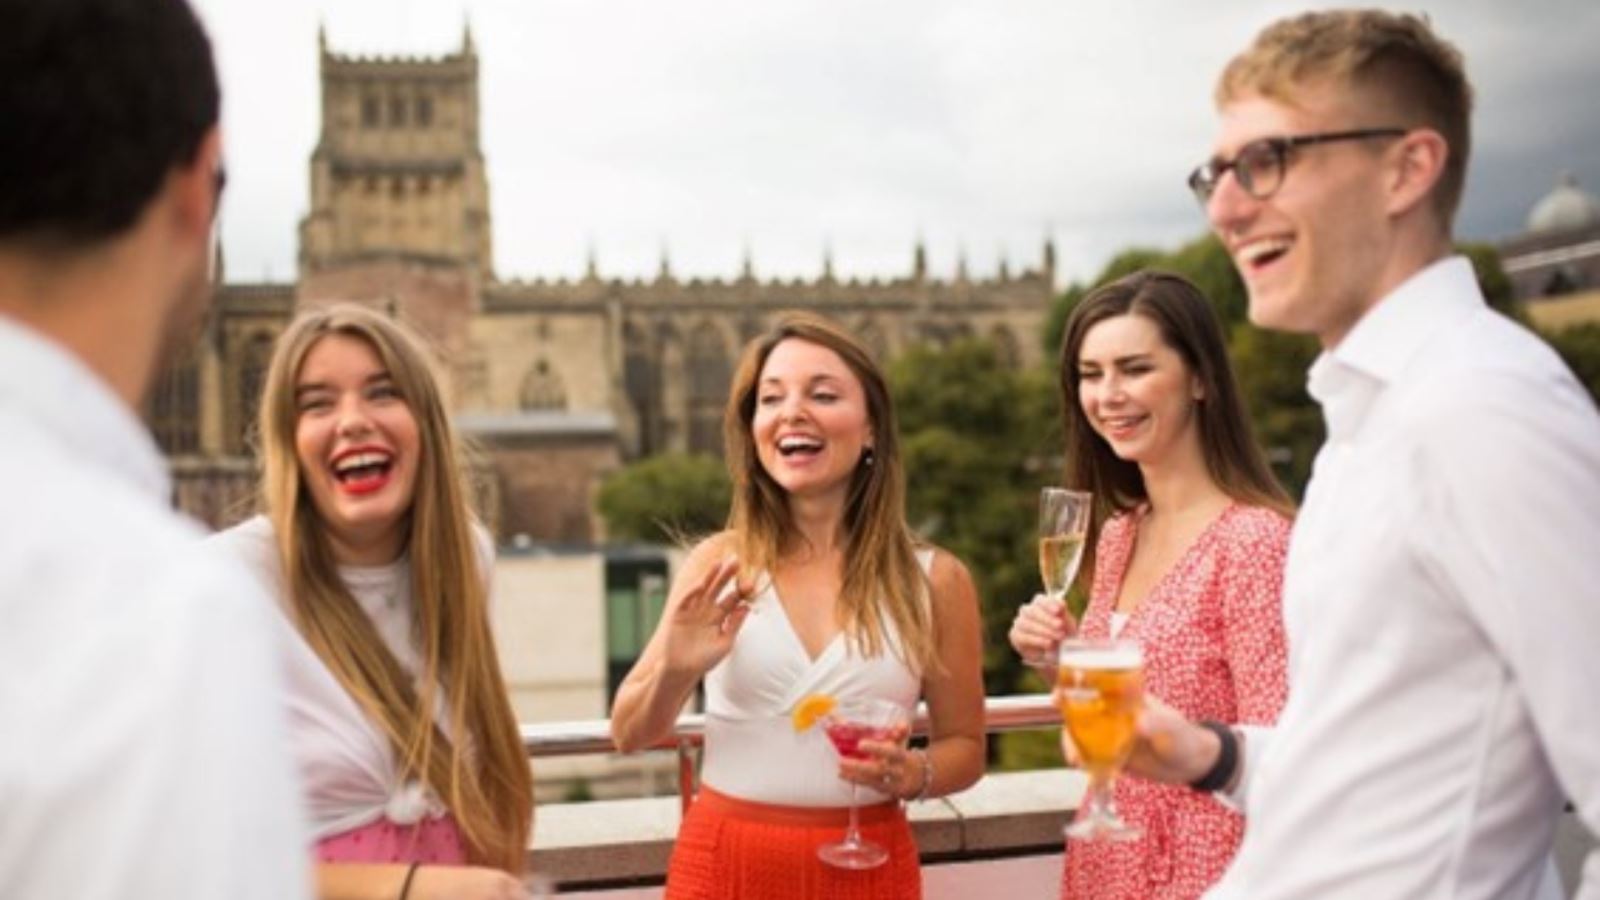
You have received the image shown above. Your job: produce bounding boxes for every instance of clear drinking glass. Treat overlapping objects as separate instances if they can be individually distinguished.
[1029,487,1092,665]
[816,697,910,870]
[1057,637,1144,841]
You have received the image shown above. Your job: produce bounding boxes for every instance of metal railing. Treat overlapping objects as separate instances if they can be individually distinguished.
[520,693,1060,815]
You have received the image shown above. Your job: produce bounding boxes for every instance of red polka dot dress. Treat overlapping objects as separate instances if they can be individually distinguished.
[1062,504,1291,900]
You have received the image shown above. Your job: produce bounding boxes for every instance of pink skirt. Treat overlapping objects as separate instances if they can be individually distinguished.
[315,814,469,865]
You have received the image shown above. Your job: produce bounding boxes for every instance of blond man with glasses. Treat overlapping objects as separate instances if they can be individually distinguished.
[1129,11,1600,899]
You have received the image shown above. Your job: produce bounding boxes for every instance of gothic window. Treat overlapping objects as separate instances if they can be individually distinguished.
[856,320,889,361]
[416,96,433,127]
[685,324,730,455]
[623,321,658,455]
[148,353,199,454]
[519,359,568,411]
[739,313,764,343]
[362,95,380,128]
[458,346,488,408]
[990,325,1021,370]
[389,96,407,128]
[234,331,275,453]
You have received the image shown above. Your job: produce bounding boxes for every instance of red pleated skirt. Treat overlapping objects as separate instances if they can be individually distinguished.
[664,785,923,900]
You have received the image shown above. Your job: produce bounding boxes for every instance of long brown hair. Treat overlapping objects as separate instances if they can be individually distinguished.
[723,311,935,672]
[1058,271,1293,590]
[257,304,530,871]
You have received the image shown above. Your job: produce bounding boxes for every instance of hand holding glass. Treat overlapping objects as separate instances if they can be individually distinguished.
[817,697,910,870]
[1057,637,1143,841]
[1029,488,1091,666]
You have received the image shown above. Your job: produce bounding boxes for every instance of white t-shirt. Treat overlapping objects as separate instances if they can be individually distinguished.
[0,318,310,899]
[208,515,491,840]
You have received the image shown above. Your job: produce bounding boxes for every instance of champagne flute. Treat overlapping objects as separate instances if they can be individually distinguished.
[817,697,910,870]
[1057,637,1144,841]
[1029,487,1091,665]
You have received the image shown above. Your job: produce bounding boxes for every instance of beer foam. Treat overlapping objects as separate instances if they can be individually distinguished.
[1059,647,1142,669]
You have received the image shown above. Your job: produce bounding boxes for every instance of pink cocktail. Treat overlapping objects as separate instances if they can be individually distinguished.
[824,721,898,760]
[816,697,909,870]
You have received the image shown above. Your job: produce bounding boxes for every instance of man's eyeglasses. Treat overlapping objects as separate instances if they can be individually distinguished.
[1186,128,1406,205]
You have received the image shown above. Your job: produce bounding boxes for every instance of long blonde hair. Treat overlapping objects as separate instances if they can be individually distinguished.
[257,304,530,871]
[723,312,935,672]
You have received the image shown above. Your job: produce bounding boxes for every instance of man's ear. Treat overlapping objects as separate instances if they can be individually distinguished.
[1384,128,1447,219]
[168,126,224,244]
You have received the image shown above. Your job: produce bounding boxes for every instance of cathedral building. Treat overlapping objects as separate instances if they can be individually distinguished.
[148,29,1057,543]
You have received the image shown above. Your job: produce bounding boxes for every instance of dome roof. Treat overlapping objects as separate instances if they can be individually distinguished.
[1527,172,1600,234]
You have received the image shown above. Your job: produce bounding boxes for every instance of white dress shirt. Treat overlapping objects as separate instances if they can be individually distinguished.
[1208,257,1600,899]
[0,318,310,900]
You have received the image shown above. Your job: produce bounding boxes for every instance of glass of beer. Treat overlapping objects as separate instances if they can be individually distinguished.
[1028,488,1091,665]
[1057,637,1143,840]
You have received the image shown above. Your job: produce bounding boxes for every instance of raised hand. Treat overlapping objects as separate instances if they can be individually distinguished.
[1009,592,1077,671]
[660,556,753,680]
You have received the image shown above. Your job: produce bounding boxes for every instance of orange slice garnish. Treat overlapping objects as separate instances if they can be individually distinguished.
[791,693,836,733]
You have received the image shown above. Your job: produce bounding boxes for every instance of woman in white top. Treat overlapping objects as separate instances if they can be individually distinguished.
[209,305,533,900]
[610,312,987,899]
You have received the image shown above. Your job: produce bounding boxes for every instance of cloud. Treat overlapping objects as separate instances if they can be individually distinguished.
[192,0,1600,286]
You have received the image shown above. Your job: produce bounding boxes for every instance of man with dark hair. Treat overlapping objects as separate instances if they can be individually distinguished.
[0,1,309,896]
[1127,9,1600,899]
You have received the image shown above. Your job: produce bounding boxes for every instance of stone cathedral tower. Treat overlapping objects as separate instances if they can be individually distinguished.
[154,27,1059,544]
[299,25,492,276]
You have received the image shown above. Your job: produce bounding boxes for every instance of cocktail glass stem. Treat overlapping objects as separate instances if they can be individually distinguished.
[843,782,862,848]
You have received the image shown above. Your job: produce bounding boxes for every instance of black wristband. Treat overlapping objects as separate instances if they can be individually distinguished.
[1189,720,1239,793]
[398,862,421,900]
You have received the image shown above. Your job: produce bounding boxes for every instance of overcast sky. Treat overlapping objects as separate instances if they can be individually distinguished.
[190,0,1600,287]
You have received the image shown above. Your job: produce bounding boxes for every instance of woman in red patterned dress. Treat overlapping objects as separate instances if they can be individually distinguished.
[1010,270,1293,899]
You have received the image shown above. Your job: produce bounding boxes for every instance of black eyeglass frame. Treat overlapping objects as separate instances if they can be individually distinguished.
[1186,128,1407,204]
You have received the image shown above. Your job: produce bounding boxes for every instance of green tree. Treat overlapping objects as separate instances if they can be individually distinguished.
[1229,325,1323,496]
[596,453,731,544]
[1096,247,1167,284]
[889,340,1059,700]
[1041,282,1084,359]
[1542,322,1600,405]
[1458,241,1519,319]
[1164,234,1247,326]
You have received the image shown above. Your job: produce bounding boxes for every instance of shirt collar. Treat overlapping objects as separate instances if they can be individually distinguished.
[1306,256,1484,439]
[0,315,171,503]
[1325,255,1484,383]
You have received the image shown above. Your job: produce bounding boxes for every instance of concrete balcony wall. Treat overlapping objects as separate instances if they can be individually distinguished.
[529,769,1086,895]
